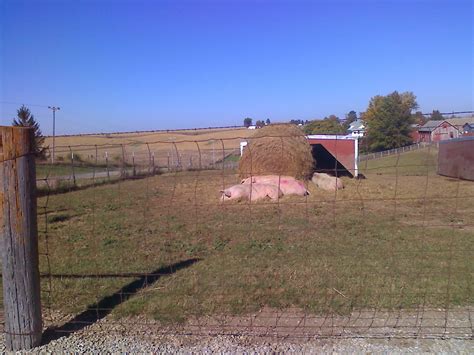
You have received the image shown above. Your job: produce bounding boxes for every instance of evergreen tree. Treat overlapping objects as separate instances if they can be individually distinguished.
[243,117,253,127]
[412,111,427,125]
[430,110,444,120]
[12,105,46,157]
[343,110,358,130]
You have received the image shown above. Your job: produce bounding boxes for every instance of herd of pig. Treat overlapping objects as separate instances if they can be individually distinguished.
[220,173,344,202]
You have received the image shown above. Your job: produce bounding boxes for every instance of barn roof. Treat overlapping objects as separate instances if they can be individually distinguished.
[418,120,458,132]
[445,117,474,127]
[348,119,365,131]
[418,120,443,132]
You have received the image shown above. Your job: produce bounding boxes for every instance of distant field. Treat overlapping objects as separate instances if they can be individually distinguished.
[44,127,252,165]
[21,147,473,325]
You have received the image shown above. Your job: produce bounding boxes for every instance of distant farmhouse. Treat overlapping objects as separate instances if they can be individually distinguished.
[347,119,365,138]
[412,117,474,143]
[463,122,474,134]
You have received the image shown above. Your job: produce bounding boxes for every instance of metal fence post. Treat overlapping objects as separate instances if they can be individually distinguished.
[70,148,76,186]
[151,152,155,175]
[105,151,110,180]
[132,151,136,177]
[0,126,42,351]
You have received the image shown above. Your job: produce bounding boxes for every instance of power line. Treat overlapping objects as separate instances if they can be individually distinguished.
[422,110,474,116]
[0,101,51,108]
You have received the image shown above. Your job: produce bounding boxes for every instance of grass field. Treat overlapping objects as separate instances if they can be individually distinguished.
[43,127,251,165]
[30,146,473,325]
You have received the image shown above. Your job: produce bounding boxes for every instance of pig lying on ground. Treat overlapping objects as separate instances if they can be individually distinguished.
[311,172,344,191]
[241,175,309,196]
[220,183,283,202]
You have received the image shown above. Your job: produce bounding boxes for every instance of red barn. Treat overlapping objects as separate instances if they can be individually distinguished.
[416,120,461,143]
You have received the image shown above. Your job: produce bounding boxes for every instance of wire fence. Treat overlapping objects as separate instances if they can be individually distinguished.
[359,142,438,161]
[1,132,473,348]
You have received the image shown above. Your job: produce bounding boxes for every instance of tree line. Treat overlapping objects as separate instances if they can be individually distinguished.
[243,91,450,152]
[13,92,450,159]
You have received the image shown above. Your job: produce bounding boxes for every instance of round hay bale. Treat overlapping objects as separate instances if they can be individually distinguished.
[238,124,314,180]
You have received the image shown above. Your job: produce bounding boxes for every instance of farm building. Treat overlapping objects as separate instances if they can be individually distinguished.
[410,123,421,142]
[307,135,359,177]
[463,122,474,134]
[416,120,461,143]
[347,119,365,138]
[414,117,474,143]
[240,134,359,177]
[445,117,474,131]
[438,136,474,181]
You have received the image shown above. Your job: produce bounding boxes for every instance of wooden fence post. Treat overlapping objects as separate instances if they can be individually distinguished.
[0,126,42,351]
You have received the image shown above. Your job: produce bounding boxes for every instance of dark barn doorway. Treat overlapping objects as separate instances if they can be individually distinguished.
[311,144,353,177]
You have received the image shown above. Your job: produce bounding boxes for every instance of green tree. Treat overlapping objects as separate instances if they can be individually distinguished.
[364,91,418,152]
[412,111,427,125]
[304,115,344,134]
[255,120,265,128]
[289,119,304,125]
[430,110,444,120]
[12,105,46,157]
[243,117,253,127]
[343,110,358,130]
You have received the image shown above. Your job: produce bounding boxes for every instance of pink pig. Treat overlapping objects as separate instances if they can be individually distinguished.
[220,183,283,202]
[241,175,310,196]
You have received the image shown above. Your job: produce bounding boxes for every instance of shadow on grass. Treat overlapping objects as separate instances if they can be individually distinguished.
[41,258,200,345]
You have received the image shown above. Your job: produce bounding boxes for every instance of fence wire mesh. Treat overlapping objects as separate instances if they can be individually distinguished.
[1,132,473,344]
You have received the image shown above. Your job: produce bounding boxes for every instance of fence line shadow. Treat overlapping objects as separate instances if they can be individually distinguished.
[41,258,200,345]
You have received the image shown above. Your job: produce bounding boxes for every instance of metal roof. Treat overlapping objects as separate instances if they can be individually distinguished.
[306,134,357,140]
[445,117,474,126]
[418,120,457,132]
[348,119,365,131]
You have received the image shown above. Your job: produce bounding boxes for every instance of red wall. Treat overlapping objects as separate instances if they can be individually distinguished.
[307,138,356,174]
[438,137,474,180]
[432,124,460,142]
[410,130,420,142]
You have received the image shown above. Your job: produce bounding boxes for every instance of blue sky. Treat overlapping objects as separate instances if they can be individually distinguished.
[1,0,473,134]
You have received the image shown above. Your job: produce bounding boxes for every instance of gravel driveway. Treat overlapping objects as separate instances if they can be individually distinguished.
[1,308,473,353]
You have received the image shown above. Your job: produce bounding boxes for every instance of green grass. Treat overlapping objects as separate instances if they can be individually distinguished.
[36,163,101,179]
[29,147,473,325]
[362,146,439,176]
[223,154,240,162]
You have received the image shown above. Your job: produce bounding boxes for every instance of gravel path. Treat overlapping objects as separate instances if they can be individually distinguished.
[1,331,473,353]
[1,313,473,354]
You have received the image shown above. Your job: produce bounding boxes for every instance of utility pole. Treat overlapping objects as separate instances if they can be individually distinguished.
[48,106,60,163]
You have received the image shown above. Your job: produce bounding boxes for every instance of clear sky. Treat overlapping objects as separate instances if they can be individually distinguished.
[1,0,473,134]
